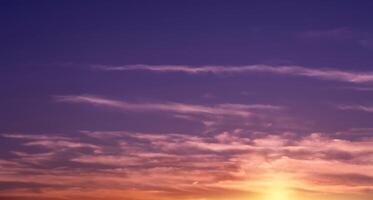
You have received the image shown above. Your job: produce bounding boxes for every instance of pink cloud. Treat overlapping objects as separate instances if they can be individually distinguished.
[2,131,373,199]
[338,105,373,113]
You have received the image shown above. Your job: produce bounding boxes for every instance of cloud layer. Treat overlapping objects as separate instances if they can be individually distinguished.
[1,130,373,200]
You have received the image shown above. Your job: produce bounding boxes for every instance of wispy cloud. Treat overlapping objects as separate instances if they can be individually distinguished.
[337,105,373,113]
[298,28,356,40]
[11,151,55,164]
[298,27,373,50]
[94,64,373,83]
[2,133,102,152]
[55,95,281,117]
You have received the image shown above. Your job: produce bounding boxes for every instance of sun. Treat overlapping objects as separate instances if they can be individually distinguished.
[261,173,294,200]
[218,171,303,200]
[264,183,291,200]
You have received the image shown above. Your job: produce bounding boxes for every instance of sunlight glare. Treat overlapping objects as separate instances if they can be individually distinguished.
[262,173,294,200]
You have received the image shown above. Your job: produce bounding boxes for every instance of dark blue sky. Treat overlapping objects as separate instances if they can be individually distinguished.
[2,0,373,67]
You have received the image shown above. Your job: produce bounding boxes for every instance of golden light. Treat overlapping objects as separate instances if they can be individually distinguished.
[260,172,295,200]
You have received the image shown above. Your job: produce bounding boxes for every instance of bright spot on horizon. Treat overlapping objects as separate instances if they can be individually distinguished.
[261,173,295,200]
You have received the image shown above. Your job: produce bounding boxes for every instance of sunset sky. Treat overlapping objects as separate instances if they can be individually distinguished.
[2,1,373,200]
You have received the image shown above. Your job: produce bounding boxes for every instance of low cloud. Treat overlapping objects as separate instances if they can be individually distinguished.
[2,133,102,154]
[2,130,373,200]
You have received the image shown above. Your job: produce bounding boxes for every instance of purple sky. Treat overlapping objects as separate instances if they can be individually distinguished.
[1,1,373,200]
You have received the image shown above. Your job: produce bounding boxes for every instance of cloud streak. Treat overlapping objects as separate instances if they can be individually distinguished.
[55,95,281,117]
[298,28,356,40]
[95,64,373,83]
[337,105,373,113]
[2,133,102,153]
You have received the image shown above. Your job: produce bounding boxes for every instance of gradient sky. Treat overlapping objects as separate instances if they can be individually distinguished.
[2,1,373,200]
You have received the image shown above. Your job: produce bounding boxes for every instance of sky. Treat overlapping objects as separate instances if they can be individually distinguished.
[1,1,373,200]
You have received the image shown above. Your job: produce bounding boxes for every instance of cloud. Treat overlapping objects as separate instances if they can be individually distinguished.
[1,134,68,141]
[80,130,373,168]
[298,28,356,40]
[298,28,373,50]
[336,128,373,139]
[337,105,373,113]
[312,173,373,186]
[2,130,373,200]
[2,133,102,153]
[94,64,373,83]
[11,151,55,164]
[55,95,282,117]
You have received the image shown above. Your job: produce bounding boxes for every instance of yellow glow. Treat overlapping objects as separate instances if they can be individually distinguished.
[261,173,294,200]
